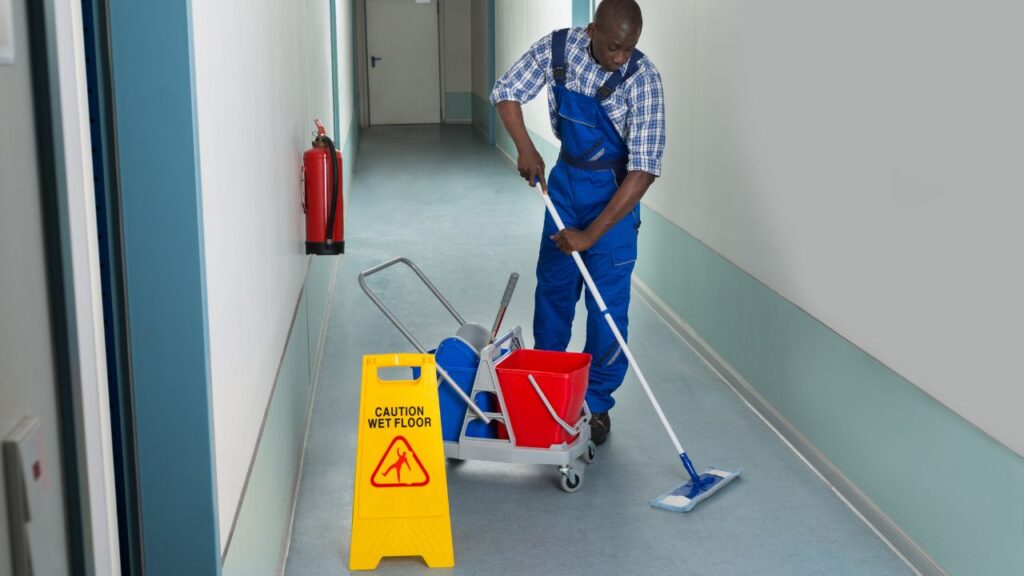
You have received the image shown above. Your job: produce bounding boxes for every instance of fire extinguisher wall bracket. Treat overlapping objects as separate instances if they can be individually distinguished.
[303,120,345,255]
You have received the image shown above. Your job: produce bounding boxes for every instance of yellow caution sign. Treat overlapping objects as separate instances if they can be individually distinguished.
[349,353,454,570]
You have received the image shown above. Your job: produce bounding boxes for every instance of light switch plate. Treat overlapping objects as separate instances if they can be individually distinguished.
[4,417,56,576]
[0,0,14,66]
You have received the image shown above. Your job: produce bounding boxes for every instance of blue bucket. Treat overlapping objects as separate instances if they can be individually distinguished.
[436,336,489,440]
[413,327,498,440]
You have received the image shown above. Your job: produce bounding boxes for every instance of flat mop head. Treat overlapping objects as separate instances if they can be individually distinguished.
[650,467,742,513]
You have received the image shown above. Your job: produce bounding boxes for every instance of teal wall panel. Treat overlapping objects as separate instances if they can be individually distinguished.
[496,124,559,174]
[222,289,311,576]
[106,0,221,573]
[572,0,592,27]
[634,208,1024,576]
[304,256,337,375]
[445,91,473,121]
[221,255,339,575]
[470,0,496,143]
[472,93,492,142]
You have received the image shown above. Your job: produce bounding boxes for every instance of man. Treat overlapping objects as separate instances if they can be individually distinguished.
[490,0,664,445]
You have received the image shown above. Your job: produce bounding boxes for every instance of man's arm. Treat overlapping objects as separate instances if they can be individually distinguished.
[549,171,655,254]
[495,101,547,188]
[490,33,551,187]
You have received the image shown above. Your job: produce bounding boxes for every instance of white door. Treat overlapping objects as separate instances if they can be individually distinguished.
[366,0,441,125]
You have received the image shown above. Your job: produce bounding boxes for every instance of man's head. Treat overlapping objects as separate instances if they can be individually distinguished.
[587,0,643,72]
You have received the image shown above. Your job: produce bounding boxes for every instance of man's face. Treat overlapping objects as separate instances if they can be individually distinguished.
[587,20,641,72]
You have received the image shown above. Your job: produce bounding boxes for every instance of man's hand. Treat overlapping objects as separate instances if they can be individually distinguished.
[496,101,547,188]
[549,171,656,255]
[550,228,596,254]
[517,146,546,188]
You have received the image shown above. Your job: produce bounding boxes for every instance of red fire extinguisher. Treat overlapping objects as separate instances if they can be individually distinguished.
[303,119,344,255]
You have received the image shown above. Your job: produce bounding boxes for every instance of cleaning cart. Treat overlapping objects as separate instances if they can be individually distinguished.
[359,257,596,491]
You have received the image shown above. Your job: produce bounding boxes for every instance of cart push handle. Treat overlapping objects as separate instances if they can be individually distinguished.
[358,257,491,425]
[358,257,467,342]
[526,374,592,436]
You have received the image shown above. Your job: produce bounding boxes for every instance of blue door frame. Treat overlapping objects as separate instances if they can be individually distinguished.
[106,1,221,574]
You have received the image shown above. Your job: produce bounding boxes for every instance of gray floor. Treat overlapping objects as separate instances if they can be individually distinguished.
[284,125,914,576]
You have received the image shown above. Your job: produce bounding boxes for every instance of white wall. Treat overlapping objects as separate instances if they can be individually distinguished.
[635,0,1024,456]
[191,0,342,547]
[0,0,71,571]
[444,0,471,95]
[494,0,572,149]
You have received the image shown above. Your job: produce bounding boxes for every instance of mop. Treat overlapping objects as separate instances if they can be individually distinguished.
[534,182,742,512]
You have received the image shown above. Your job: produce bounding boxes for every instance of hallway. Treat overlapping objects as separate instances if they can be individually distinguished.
[283,125,913,575]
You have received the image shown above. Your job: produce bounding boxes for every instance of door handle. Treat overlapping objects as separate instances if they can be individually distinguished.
[371,56,382,68]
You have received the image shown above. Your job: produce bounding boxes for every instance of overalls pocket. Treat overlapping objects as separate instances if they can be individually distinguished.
[557,94,599,128]
[612,244,637,267]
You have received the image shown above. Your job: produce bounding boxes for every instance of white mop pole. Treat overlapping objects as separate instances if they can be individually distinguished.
[535,186,689,461]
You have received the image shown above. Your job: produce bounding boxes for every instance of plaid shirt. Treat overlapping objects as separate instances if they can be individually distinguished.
[490,26,665,176]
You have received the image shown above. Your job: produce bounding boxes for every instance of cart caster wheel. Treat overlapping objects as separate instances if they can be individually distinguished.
[560,468,582,493]
[582,441,597,464]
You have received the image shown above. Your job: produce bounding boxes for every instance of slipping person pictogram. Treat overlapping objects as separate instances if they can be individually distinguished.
[383,448,411,483]
[370,436,430,487]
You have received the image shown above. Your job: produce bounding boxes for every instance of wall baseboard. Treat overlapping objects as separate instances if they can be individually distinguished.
[632,277,946,576]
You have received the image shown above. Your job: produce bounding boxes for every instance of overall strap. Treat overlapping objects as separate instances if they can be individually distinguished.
[551,28,569,86]
[596,49,645,101]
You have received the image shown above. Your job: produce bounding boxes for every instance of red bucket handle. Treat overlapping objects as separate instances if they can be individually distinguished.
[526,374,591,436]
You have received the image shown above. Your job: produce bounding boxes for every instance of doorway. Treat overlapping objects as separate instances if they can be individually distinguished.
[365,0,441,125]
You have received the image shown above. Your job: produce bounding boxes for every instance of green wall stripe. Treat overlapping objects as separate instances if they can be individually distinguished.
[634,208,1024,576]
[495,124,559,174]
[445,91,472,121]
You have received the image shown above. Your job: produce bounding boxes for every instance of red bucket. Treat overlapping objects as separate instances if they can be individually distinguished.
[495,349,591,448]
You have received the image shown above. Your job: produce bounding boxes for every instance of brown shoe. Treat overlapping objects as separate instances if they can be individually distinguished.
[590,412,611,445]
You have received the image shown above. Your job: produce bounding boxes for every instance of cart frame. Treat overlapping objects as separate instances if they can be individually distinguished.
[359,257,596,491]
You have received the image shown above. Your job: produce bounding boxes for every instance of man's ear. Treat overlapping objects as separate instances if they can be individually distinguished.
[586,23,595,38]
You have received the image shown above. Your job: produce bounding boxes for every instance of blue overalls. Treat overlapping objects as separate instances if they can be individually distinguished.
[534,29,644,414]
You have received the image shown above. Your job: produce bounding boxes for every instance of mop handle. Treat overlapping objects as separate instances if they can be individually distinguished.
[536,185,687,457]
[490,272,519,341]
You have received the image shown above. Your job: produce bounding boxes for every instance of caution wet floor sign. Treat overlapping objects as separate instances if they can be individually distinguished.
[349,354,454,570]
